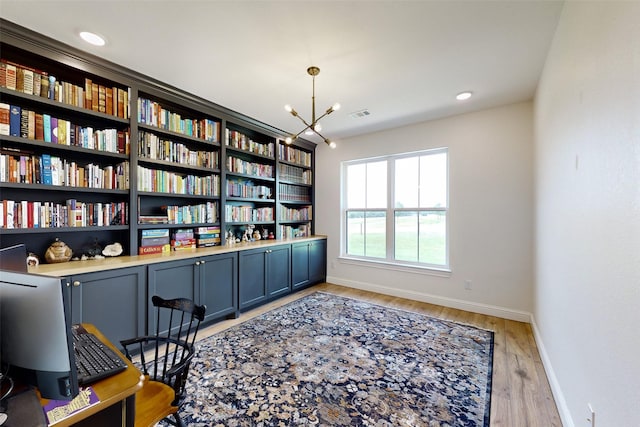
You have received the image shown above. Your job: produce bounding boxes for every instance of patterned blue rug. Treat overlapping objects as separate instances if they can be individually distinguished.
[176,292,493,426]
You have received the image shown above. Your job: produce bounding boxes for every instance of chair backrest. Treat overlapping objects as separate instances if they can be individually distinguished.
[121,295,206,406]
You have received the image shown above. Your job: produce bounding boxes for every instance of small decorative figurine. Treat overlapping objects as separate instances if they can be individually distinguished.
[45,238,73,263]
[226,229,235,246]
[253,229,261,240]
[268,231,275,239]
[26,252,40,267]
[102,242,123,257]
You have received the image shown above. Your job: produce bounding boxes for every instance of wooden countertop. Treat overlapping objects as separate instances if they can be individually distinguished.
[29,235,327,277]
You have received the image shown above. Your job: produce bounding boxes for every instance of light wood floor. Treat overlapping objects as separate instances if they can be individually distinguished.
[198,283,563,427]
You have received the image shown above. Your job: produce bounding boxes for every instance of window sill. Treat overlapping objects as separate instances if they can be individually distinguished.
[337,256,452,277]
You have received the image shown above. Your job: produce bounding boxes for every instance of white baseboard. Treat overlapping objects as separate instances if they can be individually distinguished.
[325,275,531,323]
[530,317,574,427]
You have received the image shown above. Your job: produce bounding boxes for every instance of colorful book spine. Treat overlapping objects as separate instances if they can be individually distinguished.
[9,105,20,136]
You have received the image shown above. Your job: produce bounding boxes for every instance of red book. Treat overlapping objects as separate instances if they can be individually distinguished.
[138,244,170,255]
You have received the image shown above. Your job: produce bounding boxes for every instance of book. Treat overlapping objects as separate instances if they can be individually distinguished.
[91,82,99,111]
[106,87,113,115]
[22,68,34,95]
[43,114,51,142]
[15,66,24,92]
[0,103,10,135]
[98,85,106,113]
[141,228,170,238]
[4,62,17,90]
[43,386,100,424]
[57,118,66,144]
[51,117,58,143]
[140,236,171,246]
[9,105,20,136]
[35,113,44,140]
[138,215,168,224]
[19,108,28,138]
[138,244,170,255]
[27,110,35,139]
[0,61,6,88]
[40,72,50,97]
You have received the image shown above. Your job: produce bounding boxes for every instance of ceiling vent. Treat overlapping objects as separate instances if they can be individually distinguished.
[349,109,371,119]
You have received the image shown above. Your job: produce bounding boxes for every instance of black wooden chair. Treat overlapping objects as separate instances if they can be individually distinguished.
[120,296,206,427]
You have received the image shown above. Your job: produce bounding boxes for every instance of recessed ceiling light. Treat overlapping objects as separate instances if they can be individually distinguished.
[79,31,106,46]
[456,91,473,101]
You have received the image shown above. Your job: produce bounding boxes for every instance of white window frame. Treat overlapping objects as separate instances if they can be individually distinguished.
[340,148,449,272]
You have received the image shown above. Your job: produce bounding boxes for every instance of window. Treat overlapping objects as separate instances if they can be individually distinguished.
[342,148,448,269]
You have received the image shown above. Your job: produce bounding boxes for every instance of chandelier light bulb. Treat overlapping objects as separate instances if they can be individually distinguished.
[284,104,293,112]
[328,141,337,149]
[332,103,341,111]
[285,136,293,144]
[313,123,322,132]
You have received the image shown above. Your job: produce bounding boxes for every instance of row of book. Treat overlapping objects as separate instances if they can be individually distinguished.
[0,103,130,154]
[224,205,274,223]
[138,130,218,168]
[0,152,129,189]
[279,183,311,202]
[226,180,272,199]
[136,165,220,196]
[0,199,128,229]
[138,226,221,254]
[160,201,218,224]
[226,129,274,157]
[0,58,130,119]
[278,163,312,185]
[226,156,273,178]
[279,205,312,222]
[138,98,220,142]
[279,145,312,167]
[280,223,311,239]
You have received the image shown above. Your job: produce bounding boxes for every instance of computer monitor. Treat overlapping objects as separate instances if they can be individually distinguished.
[0,244,27,273]
[0,270,79,400]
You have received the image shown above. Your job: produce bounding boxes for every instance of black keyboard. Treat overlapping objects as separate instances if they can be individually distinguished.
[72,325,127,385]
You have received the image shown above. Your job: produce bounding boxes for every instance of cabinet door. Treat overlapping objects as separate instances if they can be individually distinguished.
[199,252,238,322]
[70,267,146,348]
[291,242,311,289]
[238,249,267,310]
[266,245,291,298]
[147,258,199,335]
[309,239,327,284]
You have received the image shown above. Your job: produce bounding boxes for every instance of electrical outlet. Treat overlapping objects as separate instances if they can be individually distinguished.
[587,403,595,427]
[464,280,472,290]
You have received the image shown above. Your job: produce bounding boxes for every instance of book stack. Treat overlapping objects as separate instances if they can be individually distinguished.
[138,229,170,255]
[195,226,221,248]
[171,228,196,251]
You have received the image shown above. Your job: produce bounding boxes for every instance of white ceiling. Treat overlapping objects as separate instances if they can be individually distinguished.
[0,1,564,146]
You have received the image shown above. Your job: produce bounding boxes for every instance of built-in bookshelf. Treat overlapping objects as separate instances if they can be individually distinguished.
[223,126,276,242]
[277,141,314,239]
[0,19,316,260]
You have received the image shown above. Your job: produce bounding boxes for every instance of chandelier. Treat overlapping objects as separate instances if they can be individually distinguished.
[284,66,340,149]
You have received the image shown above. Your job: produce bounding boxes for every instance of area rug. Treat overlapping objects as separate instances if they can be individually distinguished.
[174,292,494,426]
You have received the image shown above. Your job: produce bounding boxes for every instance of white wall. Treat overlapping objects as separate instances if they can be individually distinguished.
[315,102,534,320]
[534,2,640,426]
